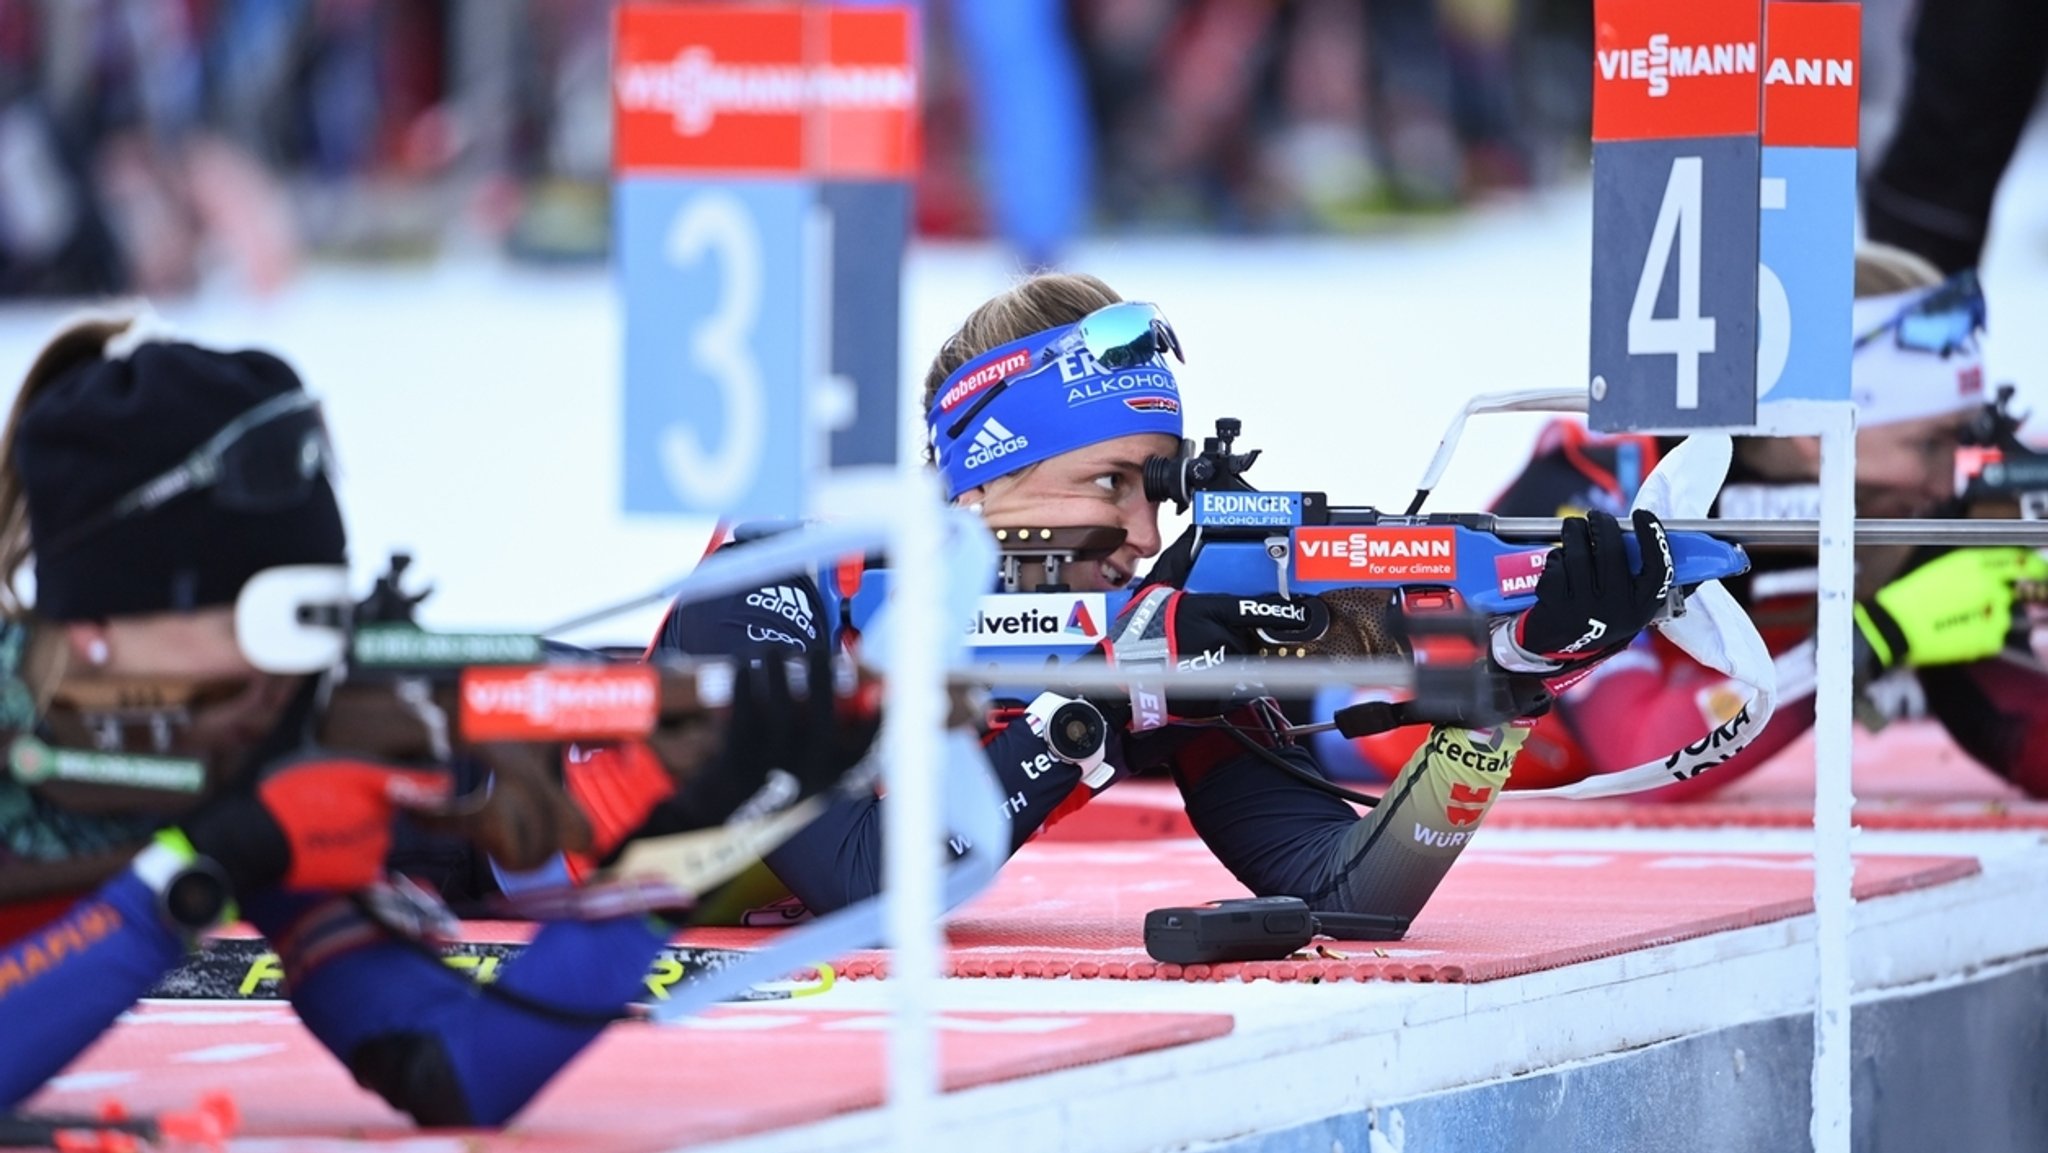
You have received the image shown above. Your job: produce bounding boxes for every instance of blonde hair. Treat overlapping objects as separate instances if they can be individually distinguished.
[0,313,144,619]
[921,272,1122,464]
[1854,242,1944,298]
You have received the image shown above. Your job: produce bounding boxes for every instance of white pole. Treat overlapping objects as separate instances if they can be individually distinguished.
[1630,401,1857,1147]
[882,469,947,1144]
[1810,403,1857,1151]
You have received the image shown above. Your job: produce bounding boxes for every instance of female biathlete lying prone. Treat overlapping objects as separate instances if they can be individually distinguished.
[637,272,1676,924]
[0,319,864,1124]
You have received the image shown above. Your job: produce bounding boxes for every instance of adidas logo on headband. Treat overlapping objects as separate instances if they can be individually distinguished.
[964,417,1030,470]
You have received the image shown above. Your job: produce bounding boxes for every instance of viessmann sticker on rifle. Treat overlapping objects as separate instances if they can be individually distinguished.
[459,665,661,740]
[1293,527,1458,581]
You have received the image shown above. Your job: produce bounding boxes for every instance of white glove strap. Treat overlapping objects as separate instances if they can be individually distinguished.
[1488,618,1563,676]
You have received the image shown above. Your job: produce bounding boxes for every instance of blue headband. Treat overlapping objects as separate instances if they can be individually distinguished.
[927,321,1184,500]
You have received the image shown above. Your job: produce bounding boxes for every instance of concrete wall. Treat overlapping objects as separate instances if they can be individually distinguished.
[1220,955,2048,1153]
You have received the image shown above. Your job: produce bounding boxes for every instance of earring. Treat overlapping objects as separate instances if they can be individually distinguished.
[86,638,109,667]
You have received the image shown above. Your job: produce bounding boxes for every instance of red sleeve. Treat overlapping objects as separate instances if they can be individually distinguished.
[1558,637,1816,802]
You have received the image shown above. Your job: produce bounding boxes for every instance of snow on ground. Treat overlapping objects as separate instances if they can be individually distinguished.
[1,132,2045,642]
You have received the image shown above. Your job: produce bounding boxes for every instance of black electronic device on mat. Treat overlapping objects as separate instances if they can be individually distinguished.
[1143,897,1409,964]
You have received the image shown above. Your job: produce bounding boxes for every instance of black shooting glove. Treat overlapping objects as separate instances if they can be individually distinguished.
[1137,524,1202,590]
[1099,586,1328,725]
[1490,509,1672,689]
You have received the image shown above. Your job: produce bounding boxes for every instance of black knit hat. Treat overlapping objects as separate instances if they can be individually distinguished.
[19,336,347,621]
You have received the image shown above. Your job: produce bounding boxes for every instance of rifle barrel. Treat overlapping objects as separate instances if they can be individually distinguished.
[1489,517,2048,548]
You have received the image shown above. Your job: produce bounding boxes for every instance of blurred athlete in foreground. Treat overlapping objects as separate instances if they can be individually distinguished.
[0,318,860,1122]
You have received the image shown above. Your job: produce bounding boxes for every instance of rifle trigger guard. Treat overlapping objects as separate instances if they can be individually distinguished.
[1265,535,1291,600]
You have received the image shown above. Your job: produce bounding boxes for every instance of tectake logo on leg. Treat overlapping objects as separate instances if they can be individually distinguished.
[459,666,662,741]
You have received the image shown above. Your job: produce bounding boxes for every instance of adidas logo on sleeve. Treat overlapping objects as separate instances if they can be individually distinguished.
[743,584,817,639]
[963,417,1030,470]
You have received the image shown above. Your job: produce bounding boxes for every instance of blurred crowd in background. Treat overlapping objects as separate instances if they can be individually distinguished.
[0,0,1981,298]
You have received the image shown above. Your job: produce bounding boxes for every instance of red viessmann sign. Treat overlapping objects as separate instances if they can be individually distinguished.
[459,666,661,742]
[1592,0,1764,142]
[1761,1,1859,149]
[613,4,920,178]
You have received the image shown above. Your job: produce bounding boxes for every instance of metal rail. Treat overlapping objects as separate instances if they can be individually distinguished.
[1489,516,2048,547]
[947,658,1421,692]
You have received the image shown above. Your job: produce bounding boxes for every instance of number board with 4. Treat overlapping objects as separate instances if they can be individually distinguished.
[1589,0,1764,432]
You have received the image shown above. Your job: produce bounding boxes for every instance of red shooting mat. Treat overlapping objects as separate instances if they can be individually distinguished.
[1042,722,2048,841]
[672,840,1978,983]
[28,844,1975,1148]
[31,1004,1232,1151]
[1490,721,2048,831]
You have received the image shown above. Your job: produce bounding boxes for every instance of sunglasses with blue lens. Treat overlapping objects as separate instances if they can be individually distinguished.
[943,302,1184,440]
[1066,301,1184,371]
[1854,269,1986,356]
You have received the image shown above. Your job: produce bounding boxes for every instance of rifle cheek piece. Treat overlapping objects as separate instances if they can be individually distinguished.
[991,526,1129,592]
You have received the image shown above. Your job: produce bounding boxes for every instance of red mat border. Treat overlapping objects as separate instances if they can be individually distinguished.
[34,1007,1237,1152]
[671,855,1979,985]
[1041,723,2048,839]
[1485,801,2048,831]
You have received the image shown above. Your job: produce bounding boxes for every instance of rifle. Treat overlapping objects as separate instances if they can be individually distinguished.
[815,414,1789,817]
[833,418,1751,722]
[1959,384,2048,521]
[3,552,882,906]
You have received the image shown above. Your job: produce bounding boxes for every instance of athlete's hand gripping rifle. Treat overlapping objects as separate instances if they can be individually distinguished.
[912,420,1749,724]
[1170,420,1785,798]
[1939,384,2048,673]
[280,553,880,878]
[1144,418,1747,622]
[869,417,1765,800]
[0,551,878,911]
